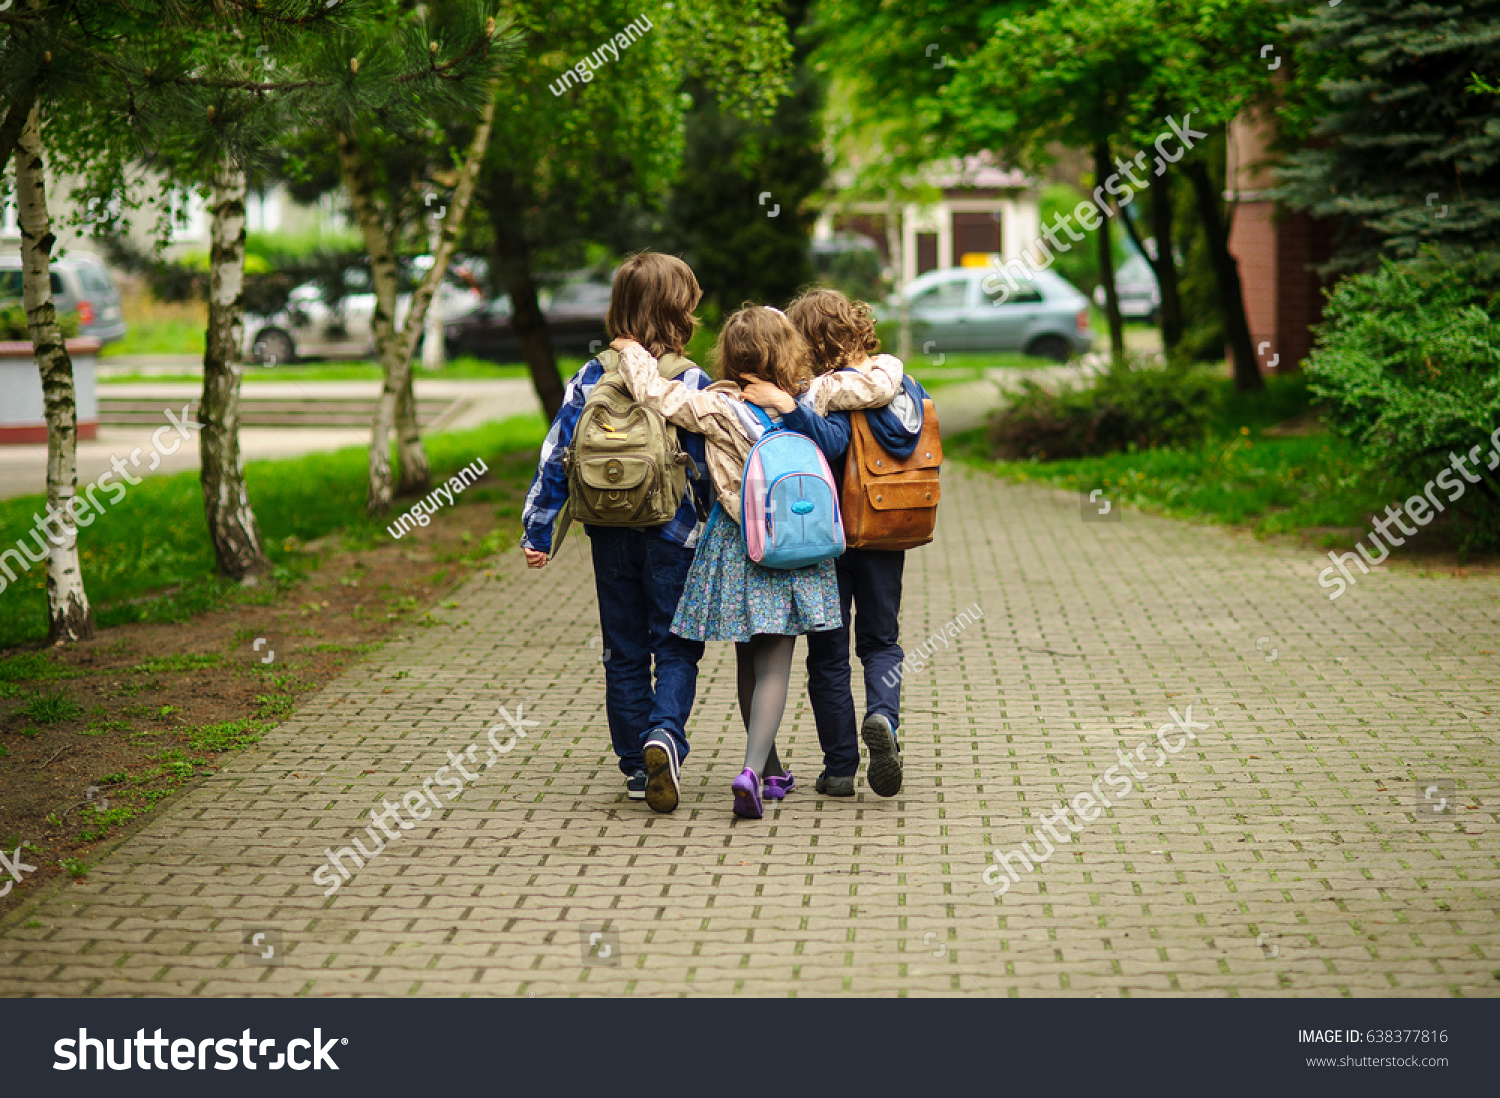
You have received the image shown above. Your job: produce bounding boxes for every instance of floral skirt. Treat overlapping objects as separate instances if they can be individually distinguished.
[672,505,842,643]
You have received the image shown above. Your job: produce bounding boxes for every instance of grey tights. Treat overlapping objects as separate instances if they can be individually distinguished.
[735,635,795,776]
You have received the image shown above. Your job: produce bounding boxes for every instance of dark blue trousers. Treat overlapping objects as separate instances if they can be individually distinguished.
[802,548,906,777]
[588,526,704,775]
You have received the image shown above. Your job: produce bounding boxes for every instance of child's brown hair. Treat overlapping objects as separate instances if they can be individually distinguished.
[714,306,813,397]
[606,252,703,358]
[786,287,881,376]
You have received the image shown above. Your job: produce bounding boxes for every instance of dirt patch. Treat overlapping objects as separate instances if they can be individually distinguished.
[0,449,536,921]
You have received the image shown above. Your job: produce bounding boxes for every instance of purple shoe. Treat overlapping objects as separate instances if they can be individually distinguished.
[763,772,796,800]
[731,768,763,819]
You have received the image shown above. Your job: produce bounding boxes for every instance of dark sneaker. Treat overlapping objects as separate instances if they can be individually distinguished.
[815,771,855,797]
[626,769,647,800]
[862,712,903,797]
[642,732,680,814]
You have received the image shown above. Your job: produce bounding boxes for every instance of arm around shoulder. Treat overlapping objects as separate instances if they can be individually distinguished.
[814,353,905,415]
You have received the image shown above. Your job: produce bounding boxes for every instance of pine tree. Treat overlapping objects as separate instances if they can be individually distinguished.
[1278,0,1500,272]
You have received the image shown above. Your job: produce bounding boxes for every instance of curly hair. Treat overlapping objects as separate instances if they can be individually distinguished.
[606,252,703,358]
[714,305,814,397]
[786,287,881,376]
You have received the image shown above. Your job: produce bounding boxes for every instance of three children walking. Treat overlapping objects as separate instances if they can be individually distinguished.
[520,252,937,819]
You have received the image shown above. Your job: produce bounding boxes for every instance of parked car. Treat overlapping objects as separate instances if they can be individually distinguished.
[1093,253,1161,321]
[443,275,612,360]
[242,263,481,364]
[0,252,127,345]
[881,266,1093,361]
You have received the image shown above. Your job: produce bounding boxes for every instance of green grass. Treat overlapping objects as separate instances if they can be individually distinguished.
[12,690,84,725]
[0,651,71,682]
[188,718,264,753]
[0,414,547,648]
[100,318,206,357]
[952,372,1407,537]
[100,356,559,384]
[129,653,223,675]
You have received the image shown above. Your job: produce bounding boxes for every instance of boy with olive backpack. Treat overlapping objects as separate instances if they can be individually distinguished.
[520,253,712,814]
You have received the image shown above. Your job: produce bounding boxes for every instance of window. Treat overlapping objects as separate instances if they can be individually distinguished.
[79,268,114,295]
[983,281,1043,306]
[246,189,282,232]
[1,171,16,239]
[0,271,64,297]
[910,279,969,310]
[166,187,209,242]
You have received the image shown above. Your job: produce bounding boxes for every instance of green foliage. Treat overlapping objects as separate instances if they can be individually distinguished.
[662,1,823,313]
[188,719,264,753]
[59,857,91,880]
[1307,255,1500,463]
[0,651,67,683]
[1305,254,1500,547]
[12,690,84,725]
[129,653,223,675]
[988,360,1223,460]
[0,303,81,340]
[1277,0,1500,271]
[959,429,1390,538]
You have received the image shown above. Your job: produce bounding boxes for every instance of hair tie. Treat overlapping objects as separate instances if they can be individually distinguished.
[763,306,785,316]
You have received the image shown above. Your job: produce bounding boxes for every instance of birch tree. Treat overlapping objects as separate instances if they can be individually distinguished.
[14,105,92,643]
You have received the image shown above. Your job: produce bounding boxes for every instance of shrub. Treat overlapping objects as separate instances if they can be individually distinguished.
[1308,254,1500,462]
[1307,253,1500,547]
[0,303,82,340]
[988,359,1222,460]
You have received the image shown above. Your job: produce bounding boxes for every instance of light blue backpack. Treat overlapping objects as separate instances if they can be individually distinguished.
[739,405,845,570]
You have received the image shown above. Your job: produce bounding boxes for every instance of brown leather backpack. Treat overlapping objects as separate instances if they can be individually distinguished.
[840,398,942,550]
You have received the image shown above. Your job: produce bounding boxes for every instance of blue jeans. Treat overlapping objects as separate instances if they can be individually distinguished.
[588,526,704,775]
[803,548,905,777]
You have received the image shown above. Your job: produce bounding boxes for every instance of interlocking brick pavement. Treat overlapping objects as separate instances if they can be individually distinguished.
[1,466,1496,997]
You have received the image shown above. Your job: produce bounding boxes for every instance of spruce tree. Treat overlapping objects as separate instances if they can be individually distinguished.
[1278,0,1500,271]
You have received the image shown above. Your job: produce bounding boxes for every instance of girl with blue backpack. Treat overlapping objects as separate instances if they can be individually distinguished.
[610,306,901,818]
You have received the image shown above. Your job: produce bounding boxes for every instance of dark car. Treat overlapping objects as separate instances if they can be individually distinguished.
[444,277,611,360]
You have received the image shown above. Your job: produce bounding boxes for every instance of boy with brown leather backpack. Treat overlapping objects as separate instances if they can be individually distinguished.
[520,253,712,814]
[787,288,940,798]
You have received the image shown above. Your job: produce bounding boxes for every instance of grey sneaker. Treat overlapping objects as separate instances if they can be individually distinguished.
[815,772,855,797]
[642,732,681,813]
[862,712,903,797]
[626,769,647,800]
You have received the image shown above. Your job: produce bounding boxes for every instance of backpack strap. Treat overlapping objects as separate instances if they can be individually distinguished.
[747,403,778,434]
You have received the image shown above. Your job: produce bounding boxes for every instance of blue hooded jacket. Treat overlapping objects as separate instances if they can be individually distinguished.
[853,371,932,461]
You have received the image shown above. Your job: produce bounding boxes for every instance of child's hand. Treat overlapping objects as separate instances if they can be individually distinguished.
[610,336,640,352]
[523,548,548,569]
[741,376,796,413]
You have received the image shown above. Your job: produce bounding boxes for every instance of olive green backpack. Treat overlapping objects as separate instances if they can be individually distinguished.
[550,349,702,557]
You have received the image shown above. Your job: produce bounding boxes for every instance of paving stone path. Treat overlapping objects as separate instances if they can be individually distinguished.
[2,465,1497,997]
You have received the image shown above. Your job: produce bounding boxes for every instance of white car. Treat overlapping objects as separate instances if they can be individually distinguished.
[1093,254,1161,321]
[243,265,481,364]
[879,266,1094,362]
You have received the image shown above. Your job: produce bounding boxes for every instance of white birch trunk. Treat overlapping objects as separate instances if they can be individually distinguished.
[16,105,93,644]
[200,161,271,580]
